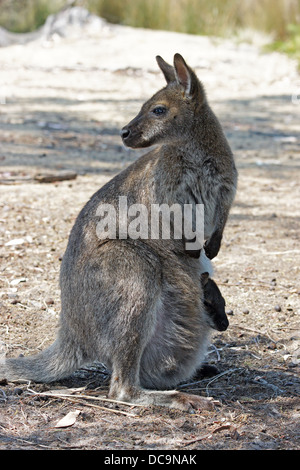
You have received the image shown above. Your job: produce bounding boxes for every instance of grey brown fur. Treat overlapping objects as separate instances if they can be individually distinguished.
[0,54,237,412]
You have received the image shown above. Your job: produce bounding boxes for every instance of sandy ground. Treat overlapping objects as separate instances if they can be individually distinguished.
[0,9,299,450]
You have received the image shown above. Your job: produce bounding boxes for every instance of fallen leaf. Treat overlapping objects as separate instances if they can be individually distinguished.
[54,409,81,428]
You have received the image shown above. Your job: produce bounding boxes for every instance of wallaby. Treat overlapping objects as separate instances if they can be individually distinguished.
[0,54,237,412]
[201,272,229,332]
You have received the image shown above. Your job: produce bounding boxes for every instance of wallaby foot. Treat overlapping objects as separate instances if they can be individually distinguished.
[167,391,217,413]
[109,382,216,413]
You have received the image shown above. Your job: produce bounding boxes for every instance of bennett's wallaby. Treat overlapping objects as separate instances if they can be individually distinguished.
[0,54,237,412]
[201,272,229,332]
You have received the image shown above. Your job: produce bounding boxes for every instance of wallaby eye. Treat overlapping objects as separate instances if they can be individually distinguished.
[152,106,166,116]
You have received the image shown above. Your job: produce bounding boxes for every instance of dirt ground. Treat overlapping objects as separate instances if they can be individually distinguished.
[0,9,299,451]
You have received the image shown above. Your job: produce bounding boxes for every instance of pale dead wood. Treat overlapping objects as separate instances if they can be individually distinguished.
[33,389,145,407]
[26,389,143,417]
[52,395,138,417]
[34,171,77,183]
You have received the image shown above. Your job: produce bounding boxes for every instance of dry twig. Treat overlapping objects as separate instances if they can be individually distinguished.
[27,388,143,417]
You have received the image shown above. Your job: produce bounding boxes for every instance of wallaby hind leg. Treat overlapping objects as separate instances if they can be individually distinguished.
[107,291,216,413]
[94,242,215,413]
[107,303,216,412]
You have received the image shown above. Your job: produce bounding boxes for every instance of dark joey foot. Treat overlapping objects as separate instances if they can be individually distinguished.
[174,391,220,413]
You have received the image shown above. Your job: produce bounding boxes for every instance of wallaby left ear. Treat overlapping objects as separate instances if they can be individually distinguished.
[173,53,205,103]
[156,56,176,84]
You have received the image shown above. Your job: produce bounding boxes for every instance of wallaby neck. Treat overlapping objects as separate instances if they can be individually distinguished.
[164,104,225,164]
[162,105,231,169]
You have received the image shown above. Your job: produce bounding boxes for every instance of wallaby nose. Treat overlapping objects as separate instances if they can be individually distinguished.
[121,127,131,141]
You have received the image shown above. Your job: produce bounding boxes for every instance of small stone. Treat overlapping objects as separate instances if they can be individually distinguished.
[45,298,54,305]
[274,305,282,312]
[226,309,234,316]
[242,308,250,314]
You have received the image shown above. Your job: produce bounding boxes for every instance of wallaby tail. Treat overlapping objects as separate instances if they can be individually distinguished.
[0,333,86,383]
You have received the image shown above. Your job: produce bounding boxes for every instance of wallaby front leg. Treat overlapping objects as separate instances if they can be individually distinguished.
[204,181,236,260]
[204,229,223,260]
[204,198,230,259]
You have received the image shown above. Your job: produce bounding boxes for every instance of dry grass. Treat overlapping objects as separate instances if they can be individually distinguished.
[88,0,300,39]
[0,0,64,33]
[1,0,300,66]
[0,0,299,39]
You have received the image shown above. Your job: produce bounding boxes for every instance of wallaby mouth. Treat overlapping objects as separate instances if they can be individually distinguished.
[120,125,149,149]
[120,126,137,147]
[121,110,148,148]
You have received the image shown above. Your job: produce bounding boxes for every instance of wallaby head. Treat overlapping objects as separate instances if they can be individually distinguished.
[121,53,206,149]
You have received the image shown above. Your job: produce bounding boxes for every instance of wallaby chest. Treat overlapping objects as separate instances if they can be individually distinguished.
[153,149,221,239]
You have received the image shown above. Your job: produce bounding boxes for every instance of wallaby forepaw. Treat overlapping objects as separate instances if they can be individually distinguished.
[204,238,220,260]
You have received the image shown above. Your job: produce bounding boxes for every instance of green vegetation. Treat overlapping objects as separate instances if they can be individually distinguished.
[87,0,300,39]
[0,0,64,33]
[0,0,299,66]
[266,23,300,67]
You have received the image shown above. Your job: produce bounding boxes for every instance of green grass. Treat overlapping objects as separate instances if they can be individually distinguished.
[266,23,300,68]
[0,0,65,33]
[87,0,300,38]
[90,0,300,69]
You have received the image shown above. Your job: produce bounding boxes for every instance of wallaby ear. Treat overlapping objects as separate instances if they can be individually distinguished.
[201,272,209,286]
[156,55,176,84]
[173,53,205,102]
